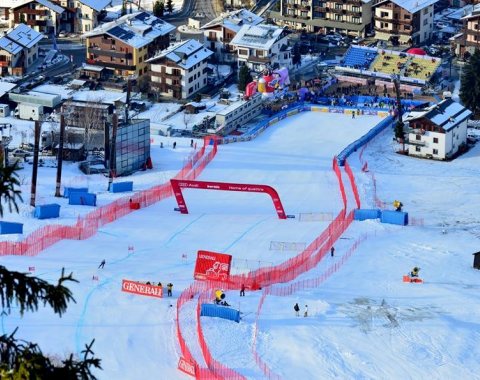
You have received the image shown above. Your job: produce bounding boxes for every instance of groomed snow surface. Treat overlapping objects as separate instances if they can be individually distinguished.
[2,111,480,379]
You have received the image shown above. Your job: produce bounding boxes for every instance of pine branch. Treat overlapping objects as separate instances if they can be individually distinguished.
[0,266,78,316]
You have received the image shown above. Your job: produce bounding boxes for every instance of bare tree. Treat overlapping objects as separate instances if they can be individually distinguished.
[183,112,193,131]
[62,97,106,157]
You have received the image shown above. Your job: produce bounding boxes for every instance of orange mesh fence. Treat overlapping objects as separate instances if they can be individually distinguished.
[344,160,361,209]
[251,233,368,379]
[1,139,218,257]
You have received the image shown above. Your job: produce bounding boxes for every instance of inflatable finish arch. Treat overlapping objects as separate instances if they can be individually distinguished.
[170,179,287,219]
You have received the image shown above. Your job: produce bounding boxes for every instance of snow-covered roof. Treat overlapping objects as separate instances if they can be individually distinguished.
[6,0,65,13]
[4,24,43,49]
[0,36,22,55]
[0,81,17,98]
[447,5,474,21]
[85,11,175,49]
[462,4,480,20]
[78,0,111,12]
[407,99,472,131]
[147,39,213,70]
[201,9,263,33]
[230,24,285,50]
[82,63,105,72]
[375,0,438,13]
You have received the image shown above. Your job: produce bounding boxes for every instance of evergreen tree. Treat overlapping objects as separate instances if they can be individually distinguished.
[238,65,252,92]
[0,267,101,378]
[292,43,301,66]
[0,162,23,217]
[460,49,480,117]
[166,0,173,13]
[153,1,164,17]
[121,0,127,16]
[0,167,101,378]
[394,120,406,152]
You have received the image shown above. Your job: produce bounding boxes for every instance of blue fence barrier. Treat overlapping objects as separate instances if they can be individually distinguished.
[68,192,97,206]
[110,181,133,193]
[34,204,60,219]
[200,303,240,323]
[0,221,23,234]
[380,210,408,226]
[354,209,381,221]
[63,187,88,198]
[337,116,394,166]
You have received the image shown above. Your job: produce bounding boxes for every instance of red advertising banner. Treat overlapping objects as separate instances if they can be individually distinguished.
[170,179,287,219]
[121,280,163,298]
[178,357,196,377]
[194,250,232,281]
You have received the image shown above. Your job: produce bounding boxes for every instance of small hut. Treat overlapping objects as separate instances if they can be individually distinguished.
[473,252,480,270]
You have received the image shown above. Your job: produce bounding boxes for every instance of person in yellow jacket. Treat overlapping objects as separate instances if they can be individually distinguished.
[215,289,224,304]
[167,283,173,297]
[393,200,403,211]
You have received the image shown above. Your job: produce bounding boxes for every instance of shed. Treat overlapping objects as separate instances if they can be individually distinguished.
[473,252,480,270]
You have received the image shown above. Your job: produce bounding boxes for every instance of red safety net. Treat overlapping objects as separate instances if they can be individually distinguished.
[175,155,367,379]
[0,139,218,256]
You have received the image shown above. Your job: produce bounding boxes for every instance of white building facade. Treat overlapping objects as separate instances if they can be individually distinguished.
[214,93,263,135]
[405,99,472,160]
[201,9,263,63]
[147,39,213,100]
[230,24,292,73]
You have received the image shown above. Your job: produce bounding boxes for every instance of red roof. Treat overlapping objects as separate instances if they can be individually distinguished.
[407,48,427,56]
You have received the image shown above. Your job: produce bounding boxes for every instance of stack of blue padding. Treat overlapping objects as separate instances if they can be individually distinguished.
[34,204,60,219]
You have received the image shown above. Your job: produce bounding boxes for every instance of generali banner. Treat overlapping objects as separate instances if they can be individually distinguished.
[121,280,163,298]
[194,250,232,281]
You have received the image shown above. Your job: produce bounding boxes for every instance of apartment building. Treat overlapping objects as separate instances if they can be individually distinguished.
[53,0,111,33]
[271,0,373,37]
[230,24,292,73]
[214,93,263,135]
[5,0,64,35]
[201,9,263,63]
[374,0,437,45]
[405,99,471,160]
[147,39,213,100]
[451,4,480,58]
[85,11,175,78]
[0,23,43,76]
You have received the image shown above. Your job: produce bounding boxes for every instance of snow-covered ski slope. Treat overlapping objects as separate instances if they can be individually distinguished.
[2,110,480,379]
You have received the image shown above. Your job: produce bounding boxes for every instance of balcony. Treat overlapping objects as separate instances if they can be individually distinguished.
[374,16,411,25]
[150,68,182,79]
[247,55,271,63]
[89,60,136,71]
[21,9,48,16]
[406,138,427,146]
[88,47,133,59]
[26,20,47,27]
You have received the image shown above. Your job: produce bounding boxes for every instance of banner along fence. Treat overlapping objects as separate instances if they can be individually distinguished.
[0,139,218,256]
[177,158,362,379]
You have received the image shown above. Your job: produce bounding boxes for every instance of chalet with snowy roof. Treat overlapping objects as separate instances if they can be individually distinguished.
[201,9,263,63]
[0,23,43,76]
[230,24,292,73]
[147,39,213,100]
[451,4,480,59]
[272,0,373,37]
[374,0,437,45]
[85,11,175,78]
[52,0,111,34]
[3,0,64,35]
[405,99,472,160]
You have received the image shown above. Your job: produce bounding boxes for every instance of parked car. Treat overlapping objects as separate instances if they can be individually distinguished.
[11,149,32,159]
